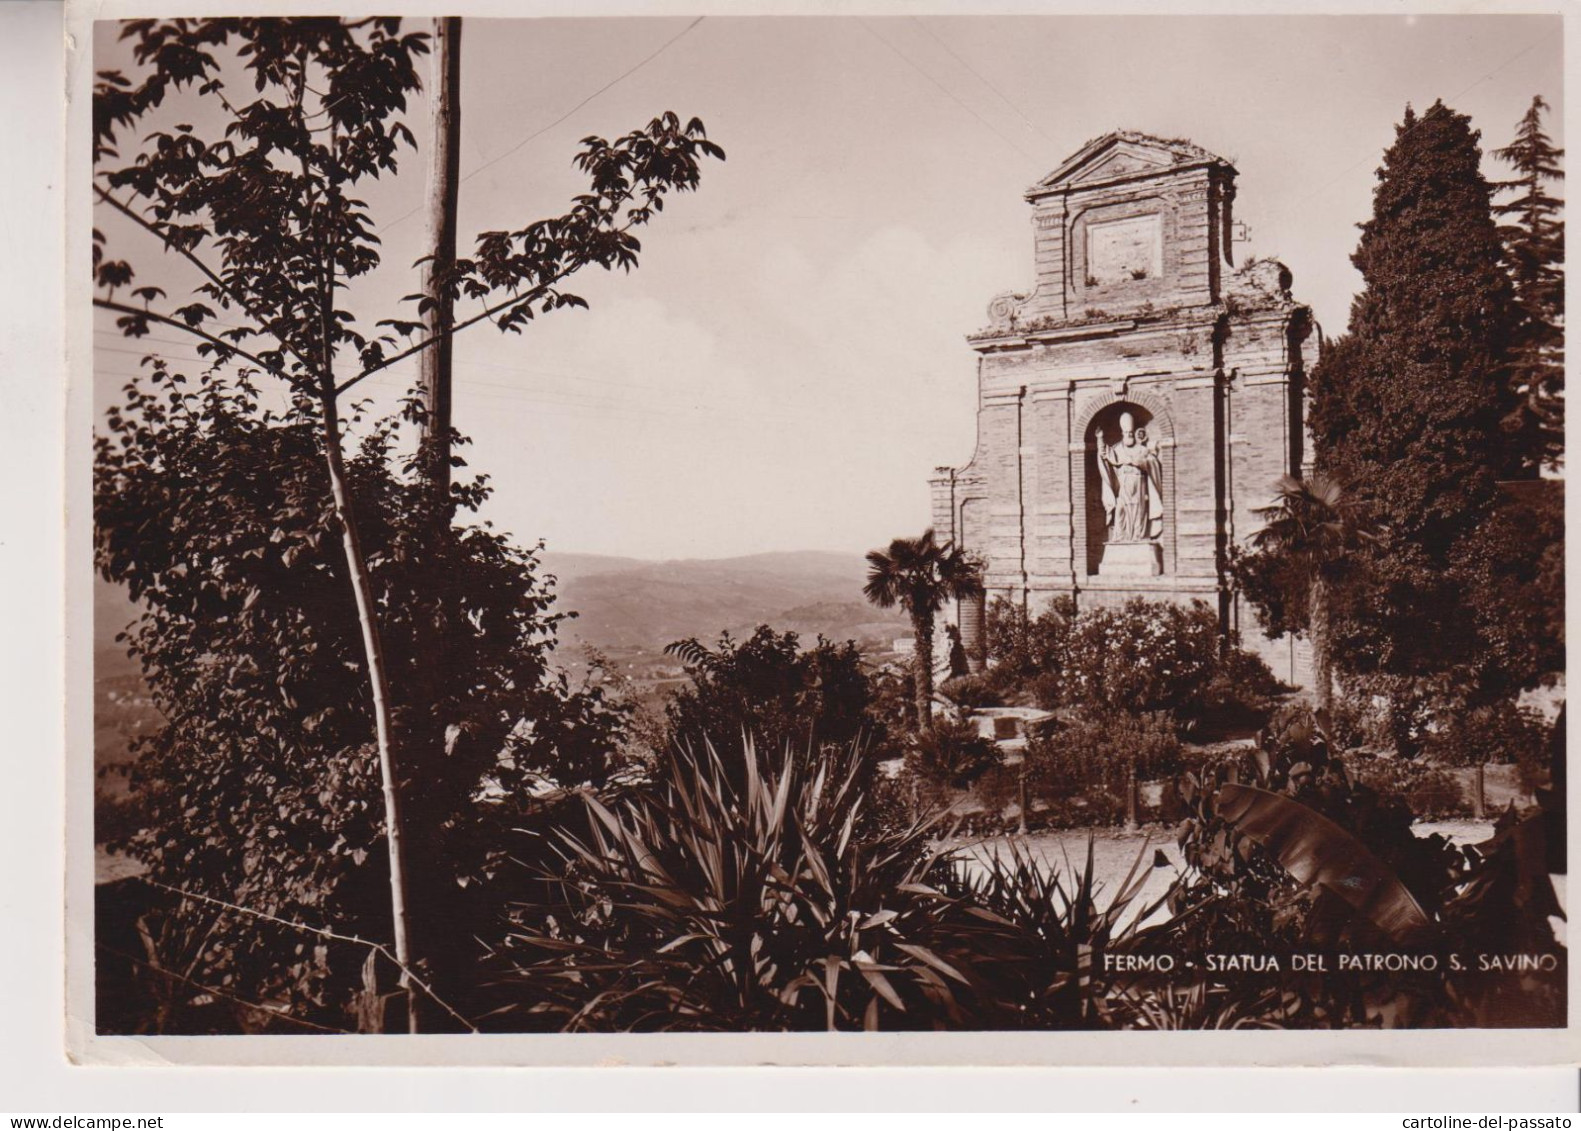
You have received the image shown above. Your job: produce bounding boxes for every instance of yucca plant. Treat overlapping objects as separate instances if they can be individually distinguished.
[490,737,977,1031]
[930,837,1171,1029]
[1109,979,1283,1031]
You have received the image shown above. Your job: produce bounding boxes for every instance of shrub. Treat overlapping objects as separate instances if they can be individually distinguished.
[1027,671,1065,712]
[493,738,973,1032]
[985,595,1076,702]
[938,673,1002,710]
[986,596,1279,730]
[1034,789,1130,830]
[908,717,1002,791]
[1349,753,1467,820]
[1195,646,1286,730]
[1326,682,1390,750]
[1024,710,1182,803]
[867,665,917,735]
[663,626,879,776]
[970,761,1022,819]
[1063,599,1222,718]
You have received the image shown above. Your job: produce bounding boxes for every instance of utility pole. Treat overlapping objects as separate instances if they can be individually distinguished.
[418,15,462,508]
[399,14,463,1034]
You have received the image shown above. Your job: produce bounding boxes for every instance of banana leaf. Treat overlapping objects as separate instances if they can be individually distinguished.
[1215,783,1433,942]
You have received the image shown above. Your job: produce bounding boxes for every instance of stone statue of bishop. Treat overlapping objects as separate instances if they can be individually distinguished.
[1099,411,1163,543]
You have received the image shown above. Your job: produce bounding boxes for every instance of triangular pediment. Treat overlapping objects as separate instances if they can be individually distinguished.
[1070,143,1173,183]
[1031,131,1228,195]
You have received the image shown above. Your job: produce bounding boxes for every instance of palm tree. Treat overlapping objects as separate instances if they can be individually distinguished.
[1250,474,1373,717]
[864,530,983,732]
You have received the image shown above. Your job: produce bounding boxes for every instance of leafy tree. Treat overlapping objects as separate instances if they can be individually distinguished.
[1448,479,1565,706]
[93,16,721,1027]
[1493,95,1565,475]
[862,530,983,732]
[1234,475,1374,717]
[662,626,878,778]
[1306,101,1518,699]
[96,367,632,1027]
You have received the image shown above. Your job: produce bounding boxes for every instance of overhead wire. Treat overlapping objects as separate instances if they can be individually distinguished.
[858,17,1043,169]
[381,16,707,235]
[93,17,1002,441]
[910,16,1053,146]
[92,330,894,430]
[1278,36,1549,220]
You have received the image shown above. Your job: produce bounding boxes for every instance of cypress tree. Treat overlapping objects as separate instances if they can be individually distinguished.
[1493,94,1565,475]
[1307,101,1517,691]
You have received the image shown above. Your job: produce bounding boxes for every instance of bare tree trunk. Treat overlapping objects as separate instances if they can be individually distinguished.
[913,612,934,733]
[320,393,417,1034]
[417,15,462,508]
[1310,573,1333,720]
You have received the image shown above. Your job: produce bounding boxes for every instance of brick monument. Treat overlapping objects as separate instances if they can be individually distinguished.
[930,131,1314,684]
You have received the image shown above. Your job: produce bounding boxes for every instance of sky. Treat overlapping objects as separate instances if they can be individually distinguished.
[92,13,1564,560]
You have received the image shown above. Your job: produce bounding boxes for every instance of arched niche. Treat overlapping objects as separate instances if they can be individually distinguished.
[1080,398,1173,577]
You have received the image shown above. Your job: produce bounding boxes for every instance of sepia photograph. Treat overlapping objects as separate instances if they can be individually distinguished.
[71,4,1568,1060]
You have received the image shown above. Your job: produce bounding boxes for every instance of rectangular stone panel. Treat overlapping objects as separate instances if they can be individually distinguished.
[1086,214,1163,285]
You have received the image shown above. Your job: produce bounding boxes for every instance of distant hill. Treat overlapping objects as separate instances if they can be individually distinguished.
[91,551,905,847]
[93,549,907,727]
[540,550,907,651]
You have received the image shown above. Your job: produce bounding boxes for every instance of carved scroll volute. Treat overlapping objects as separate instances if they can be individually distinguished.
[987,291,1029,330]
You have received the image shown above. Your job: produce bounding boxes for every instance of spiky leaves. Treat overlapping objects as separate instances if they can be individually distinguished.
[497,738,967,1032]
[495,737,1169,1032]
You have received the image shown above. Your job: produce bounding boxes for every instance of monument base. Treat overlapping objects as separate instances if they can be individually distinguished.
[1098,541,1163,577]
